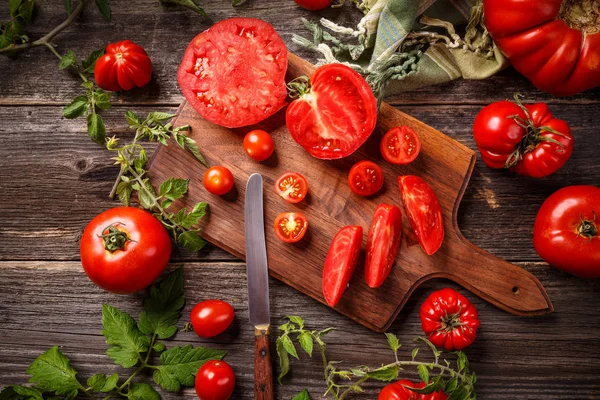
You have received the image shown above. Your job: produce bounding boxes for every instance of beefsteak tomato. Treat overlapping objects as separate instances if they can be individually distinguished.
[365,204,402,288]
[379,380,448,400]
[94,40,153,92]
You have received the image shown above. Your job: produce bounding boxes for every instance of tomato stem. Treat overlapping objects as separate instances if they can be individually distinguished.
[578,212,598,240]
[287,76,311,99]
[98,224,131,252]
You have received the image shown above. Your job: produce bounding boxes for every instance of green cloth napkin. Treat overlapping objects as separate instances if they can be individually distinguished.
[293,0,508,102]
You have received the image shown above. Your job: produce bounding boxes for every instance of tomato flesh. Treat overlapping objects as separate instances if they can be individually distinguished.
[381,126,421,165]
[348,160,384,196]
[365,204,402,288]
[178,18,288,128]
[322,226,363,307]
[274,212,308,243]
[379,379,448,400]
[293,0,332,10]
[190,300,235,338]
[195,360,236,400]
[243,129,274,161]
[204,166,234,196]
[275,172,308,203]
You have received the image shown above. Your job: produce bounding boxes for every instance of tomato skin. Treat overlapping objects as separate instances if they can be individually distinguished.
[365,204,402,288]
[420,288,480,351]
[80,207,171,294]
[203,166,234,196]
[274,212,309,243]
[380,126,422,165]
[293,0,332,10]
[348,161,384,197]
[286,63,377,159]
[398,176,444,256]
[473,100,573,178]
[195,360,236,400]
[379,380,448,400]
[190,300,235,338]
[533,185,600,278]
[275,172,308,203]
[94,40,152,92]
[243,130,274,161]
[322,226,363,307]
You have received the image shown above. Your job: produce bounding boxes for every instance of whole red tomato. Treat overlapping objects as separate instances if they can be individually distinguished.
[379,380,448,400]
[243,130,274,161]
[484,0,600,96]
[94,40,152,92]
[420,288,480,351]
[80,207,171,294]
[293,0,332,10]
[533,185,600,278]
[190,300,235,338]
[203,166,234,196]
[473,96,573,178]
[195,360,235,400]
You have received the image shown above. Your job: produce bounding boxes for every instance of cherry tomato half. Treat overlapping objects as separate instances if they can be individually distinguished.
[195,360,236,400]
[94,40,153,92]
[243,130,275,161]
[274,212,308,243]
[293,0,332,10]
[348,161,384,197]
[381,126,422,165]
[190,300,235,338]
[275,172,308,203]
[365,204,402,288]
[204,166,234,196]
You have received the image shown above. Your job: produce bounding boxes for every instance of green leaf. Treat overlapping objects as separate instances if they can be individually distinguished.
[137,179,157,210]
[64,0,72,14]
[95,0,111,21]
[63,96,88,119]
[412,348,419,360]
[418,364,429,384]
[127,383,160,400]
[87,113,106,144]
[3,21,23,41]
[159,178,189,207]
[159,0,206,15]
[407,375,443,395]
[87,373,119,392]
[9,386,43,400]
[177,230,205,252]
[116,181,133,206]
[58,50,77,70]
[232,0,247,5]
[93,89,112,110]
[146,112,176,123]
[154,342,166,352]
[153,345,226,391]
[456,351,468,372]
[173,132,208,167]
[9,0,23,17]
[367,365,399,382]
[17,0,34,21]
[292,389,310,400]
[26,346,80,397]
[286,316,304,329]
[82,48,105,73]
[276,337,290,384]
[101,304,150,368]
[280,334,299,360]
[298,332,313,357]
[138,268,185,339]
[445,377,458,393]
[125,110,141,126]
[173,202,208,228]
[385,332,400,353]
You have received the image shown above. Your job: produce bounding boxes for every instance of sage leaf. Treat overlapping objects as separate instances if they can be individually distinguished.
[95,0,111,21]
[292,389,311,400]
[26,346,80,397]
[58,50,77,70]
[177,230,205,252]
[367,365,399,381]
[87,113,106,144]
[63,96,88,119]
[160,0,206,15]
[127,383,160,400]
[101,304,150,368]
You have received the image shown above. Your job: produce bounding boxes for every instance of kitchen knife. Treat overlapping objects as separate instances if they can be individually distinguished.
[245,173,274,400]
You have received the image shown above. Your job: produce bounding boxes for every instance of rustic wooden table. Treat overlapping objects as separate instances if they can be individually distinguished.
[1,1,599,399]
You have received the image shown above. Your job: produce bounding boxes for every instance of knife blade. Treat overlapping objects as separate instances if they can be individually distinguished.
[244,173,274,400]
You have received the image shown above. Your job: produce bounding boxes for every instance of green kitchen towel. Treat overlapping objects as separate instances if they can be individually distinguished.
[293,0,508,102]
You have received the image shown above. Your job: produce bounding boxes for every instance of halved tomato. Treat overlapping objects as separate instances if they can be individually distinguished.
[322,226,363,307]
[275,172,308,203]
[274,212,308,243]
[286,63,377,159]
[381,126,421,165]
[365,204,402,288]
[348,160,384,197]
[178,18,288,128]
[398,176,444,256]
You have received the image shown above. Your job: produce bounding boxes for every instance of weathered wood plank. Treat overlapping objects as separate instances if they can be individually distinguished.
[0,261,598,399]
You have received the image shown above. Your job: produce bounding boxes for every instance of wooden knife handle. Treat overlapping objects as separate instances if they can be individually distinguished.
[254,326,274,400]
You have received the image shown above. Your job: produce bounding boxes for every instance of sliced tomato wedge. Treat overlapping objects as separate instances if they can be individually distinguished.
[275,172,308,203]
[274,212,308,243]
[398,176,444,255]
[365,204,403,288]
[381,126,422,165]
[178,18,288,128]
[322,226,363,307]
[348,160,384,197]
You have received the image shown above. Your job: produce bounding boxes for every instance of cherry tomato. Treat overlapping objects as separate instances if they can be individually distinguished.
[533,185,600,278]
[293,0,332,10]
[420,288,480,351]
[380,126,422,165]
[322,226,363,307]
[274,212,308,243]
[195,360,235,400]
[243,130,274,161]
[348,161,384,197]
[365,204,402,288]
[80,207,171,294]
[379,380,448,400]
[398,176,444,256]
[286,63,377,159]
[190,300,235,338]
[204,166,234,196]
[275,172,308,203]
[94,40,152,92]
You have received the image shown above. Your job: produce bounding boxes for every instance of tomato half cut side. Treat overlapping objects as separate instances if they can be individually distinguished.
[348,160,384,197]
[381,126,422,165]
[322,226,363,307]
[275,172,308,203]
[274,212,308,243]
[365,204,402,288]
[398,176,444,255]
[178,18,288,128]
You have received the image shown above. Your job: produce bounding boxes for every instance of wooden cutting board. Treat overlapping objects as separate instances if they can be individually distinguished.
[148,53,553,332]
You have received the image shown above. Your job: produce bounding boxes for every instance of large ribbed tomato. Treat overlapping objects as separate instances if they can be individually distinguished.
[94,40,152,92]
[379,380,448,400]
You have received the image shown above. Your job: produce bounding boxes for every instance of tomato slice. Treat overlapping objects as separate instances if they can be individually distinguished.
[365,204,402,288]
[286,64,377,159]
[398,176,444,255]
[348,161,384,197]
[381,126,422,165]
[322,226,363,307]
[274,212,308,243]
[275,172,308,203]
[178,18,288,128]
